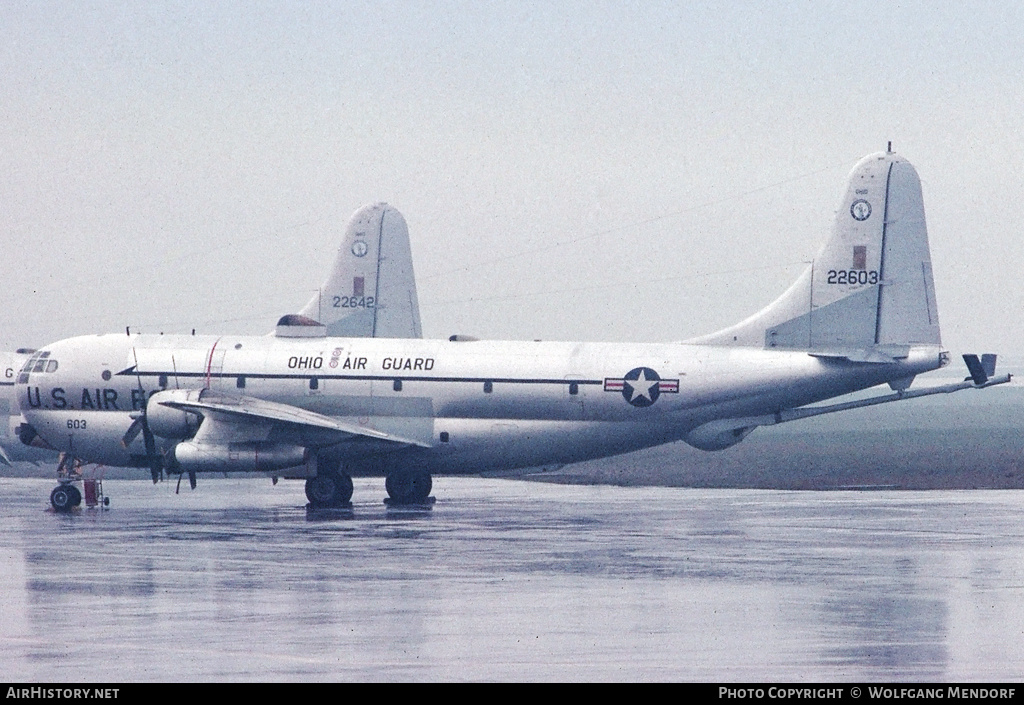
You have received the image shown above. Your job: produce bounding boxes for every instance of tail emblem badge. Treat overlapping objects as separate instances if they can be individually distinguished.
[850,199,872,221]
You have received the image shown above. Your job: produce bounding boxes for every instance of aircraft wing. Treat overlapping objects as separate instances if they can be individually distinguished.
[157,393,432,449]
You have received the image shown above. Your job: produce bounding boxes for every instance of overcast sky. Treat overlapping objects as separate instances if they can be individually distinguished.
[2,1,1023,365]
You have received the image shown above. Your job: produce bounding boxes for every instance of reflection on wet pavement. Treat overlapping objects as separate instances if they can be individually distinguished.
[1,477,1022,681]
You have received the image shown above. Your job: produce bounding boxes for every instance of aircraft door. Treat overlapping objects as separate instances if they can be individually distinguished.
[204,339,227,392]
[564,375,585,420]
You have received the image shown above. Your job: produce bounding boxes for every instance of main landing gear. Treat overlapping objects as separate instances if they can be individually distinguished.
[384,469,434,506]
[304,459,434,508]
[304,462,354,508]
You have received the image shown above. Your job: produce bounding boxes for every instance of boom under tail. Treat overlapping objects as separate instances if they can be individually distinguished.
[689,150,941,358]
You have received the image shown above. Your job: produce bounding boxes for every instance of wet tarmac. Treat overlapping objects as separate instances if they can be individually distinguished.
[1,476,1023,682]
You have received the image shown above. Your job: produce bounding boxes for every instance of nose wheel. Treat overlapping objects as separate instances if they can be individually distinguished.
[50,483,82,513]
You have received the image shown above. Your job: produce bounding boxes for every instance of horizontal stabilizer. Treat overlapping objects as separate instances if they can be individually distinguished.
[807,344,911,363]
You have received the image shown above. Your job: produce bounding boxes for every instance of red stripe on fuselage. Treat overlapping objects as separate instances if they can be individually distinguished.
[204,339,220,389]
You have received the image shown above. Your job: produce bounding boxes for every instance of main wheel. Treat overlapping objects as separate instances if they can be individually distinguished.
[333,472,354,503]
[305,467,353,507]
[50,485,75,513]
[385,470,432,504]
[66,484,82,507]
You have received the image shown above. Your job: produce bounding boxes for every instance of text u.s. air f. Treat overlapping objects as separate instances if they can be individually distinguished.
[17,151,1009,511]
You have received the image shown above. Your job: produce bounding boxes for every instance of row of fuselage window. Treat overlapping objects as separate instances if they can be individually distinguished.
[168,376,584,396]
[17,357,585,400]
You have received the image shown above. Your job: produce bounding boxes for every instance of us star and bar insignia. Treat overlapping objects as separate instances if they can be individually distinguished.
[604,367,679,407]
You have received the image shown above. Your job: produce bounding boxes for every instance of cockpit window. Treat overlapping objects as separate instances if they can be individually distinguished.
[18,351,57,382]
[20,354,40,373]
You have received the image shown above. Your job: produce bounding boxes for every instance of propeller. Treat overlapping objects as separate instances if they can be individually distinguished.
[122,411,163,484]
[121,348,164,484]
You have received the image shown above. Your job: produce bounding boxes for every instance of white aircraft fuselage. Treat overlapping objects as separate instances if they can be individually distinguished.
[19,331,943,475]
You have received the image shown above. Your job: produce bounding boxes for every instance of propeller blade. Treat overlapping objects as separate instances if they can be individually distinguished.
[121,417,144,447]
[188,470,197,490]
[141,421,161,484]
[130,346,163,483]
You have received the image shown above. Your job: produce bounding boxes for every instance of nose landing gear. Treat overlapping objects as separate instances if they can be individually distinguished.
[49,453,108,513]
[49,482,81,512]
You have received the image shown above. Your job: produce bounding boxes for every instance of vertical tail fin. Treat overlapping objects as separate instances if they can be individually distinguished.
[689,150,941,354]
[297,203,422,338]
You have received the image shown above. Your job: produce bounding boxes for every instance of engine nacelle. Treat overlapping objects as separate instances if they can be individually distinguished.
[683,421,757,451]
[146,389,202,439]
[172,441,308,474]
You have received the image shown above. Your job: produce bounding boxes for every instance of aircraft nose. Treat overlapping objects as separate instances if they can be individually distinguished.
[17,422,53,449]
